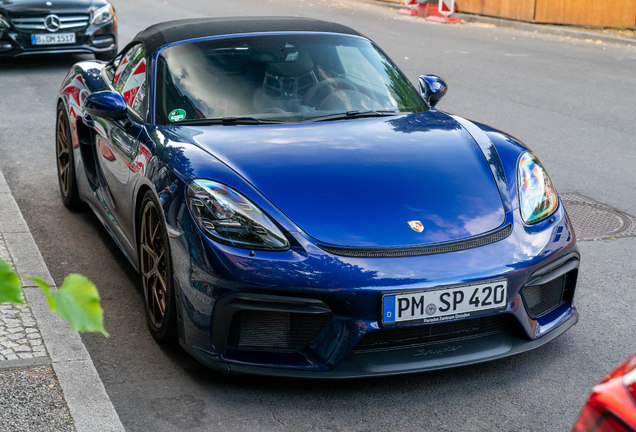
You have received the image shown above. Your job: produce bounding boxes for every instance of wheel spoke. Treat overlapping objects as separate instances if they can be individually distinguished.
[155,272,167,320]
[60,114,66,136]
[141,242,156,260]
[145,214,155,249]
[60,166,69,193]
[57,129,65,147]
[153,282,165,318]
[152,221,161,243]
[150,277,157,319]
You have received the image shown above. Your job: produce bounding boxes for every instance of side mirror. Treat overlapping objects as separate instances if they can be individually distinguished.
[83,91,128,121]
[418,75,448,108]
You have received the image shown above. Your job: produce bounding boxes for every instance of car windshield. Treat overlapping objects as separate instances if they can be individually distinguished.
[155,33,428,125]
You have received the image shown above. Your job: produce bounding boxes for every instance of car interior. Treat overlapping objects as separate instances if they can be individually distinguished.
[155,35,401,124]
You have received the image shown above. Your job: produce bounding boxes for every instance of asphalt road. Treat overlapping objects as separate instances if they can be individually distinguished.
[1,0,636,430]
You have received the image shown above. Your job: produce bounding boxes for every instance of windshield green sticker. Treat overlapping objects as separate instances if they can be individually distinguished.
[169,109,186,122]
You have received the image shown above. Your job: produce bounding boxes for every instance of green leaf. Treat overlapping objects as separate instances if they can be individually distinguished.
[29,276,54,308]
[0,257,24,304]
[29,273,109,337]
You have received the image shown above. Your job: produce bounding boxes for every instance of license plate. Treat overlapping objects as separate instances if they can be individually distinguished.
[382,280,508,326]
[31,33,76,45]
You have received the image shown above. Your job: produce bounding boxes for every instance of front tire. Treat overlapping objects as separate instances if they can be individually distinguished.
[56,103,81,208]
[138,190,178,343]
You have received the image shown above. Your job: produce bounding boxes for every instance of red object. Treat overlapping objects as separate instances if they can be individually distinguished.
[400,2,461,23]
[573,354,636,432]
[418,3,442,18]
[398,8,419,16]
[417,3,460,23]
[424,15,462,24]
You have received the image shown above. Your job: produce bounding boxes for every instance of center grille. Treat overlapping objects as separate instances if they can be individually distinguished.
[11,15,89,32]
[352,315,514,353]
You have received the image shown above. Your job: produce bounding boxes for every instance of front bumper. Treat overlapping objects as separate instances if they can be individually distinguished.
[186,310,578,379]
[169,200,579,378]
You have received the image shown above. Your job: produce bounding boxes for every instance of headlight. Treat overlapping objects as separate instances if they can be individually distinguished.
[517,152,558,224]
[90,4,114,25]
[0,14,10,29]
[187,180,290,251]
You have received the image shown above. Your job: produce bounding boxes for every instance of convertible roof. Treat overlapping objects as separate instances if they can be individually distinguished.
[132,17,365,55]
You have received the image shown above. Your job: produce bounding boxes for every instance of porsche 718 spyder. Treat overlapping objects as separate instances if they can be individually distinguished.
[55,17,580,377]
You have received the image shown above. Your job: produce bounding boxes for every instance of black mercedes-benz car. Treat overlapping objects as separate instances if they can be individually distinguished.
[0,0,117,60]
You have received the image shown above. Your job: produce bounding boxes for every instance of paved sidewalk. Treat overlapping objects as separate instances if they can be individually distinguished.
[0,237,47,363]
[365,0,636,46]
[0,169,125,432]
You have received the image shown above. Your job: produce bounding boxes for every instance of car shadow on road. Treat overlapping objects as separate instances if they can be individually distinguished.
[0,54,95,72]
[123,333,581,431]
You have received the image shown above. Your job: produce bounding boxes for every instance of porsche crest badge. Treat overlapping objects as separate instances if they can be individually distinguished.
[408,221,424,233]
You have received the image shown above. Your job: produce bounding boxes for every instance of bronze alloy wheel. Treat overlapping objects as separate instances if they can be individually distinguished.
[55,104,81,207]
[56,109,70,197]
[139,192,177,341]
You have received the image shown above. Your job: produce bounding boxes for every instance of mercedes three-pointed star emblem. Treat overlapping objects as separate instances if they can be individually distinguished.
[44,14,61,32]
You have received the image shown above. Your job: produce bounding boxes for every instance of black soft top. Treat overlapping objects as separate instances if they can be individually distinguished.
[132,17,365,55]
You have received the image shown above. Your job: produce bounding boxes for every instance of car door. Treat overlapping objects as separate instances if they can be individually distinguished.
[92,43,147,251]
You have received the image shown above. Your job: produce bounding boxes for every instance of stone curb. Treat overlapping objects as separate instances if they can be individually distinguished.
[0,169,125,432]
[0,356,50,369]
[357,0,636,46]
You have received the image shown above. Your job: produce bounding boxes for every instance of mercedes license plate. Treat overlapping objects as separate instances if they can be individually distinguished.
[31,33,76,45]
[382,280,508,326]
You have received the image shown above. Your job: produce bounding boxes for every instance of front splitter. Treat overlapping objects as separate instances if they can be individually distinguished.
[187,308,577,379]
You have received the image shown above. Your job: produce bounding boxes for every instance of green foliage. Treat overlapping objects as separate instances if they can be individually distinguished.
[0,257,23,304]
[0,257,108,336]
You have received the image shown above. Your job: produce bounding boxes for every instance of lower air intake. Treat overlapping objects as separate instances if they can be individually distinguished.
[522,275,568,317]
[231,310,332,352]
[352,314,514,353]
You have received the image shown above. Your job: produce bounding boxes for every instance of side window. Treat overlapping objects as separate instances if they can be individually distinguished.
[114,44,147,116]
[113,45,141,89]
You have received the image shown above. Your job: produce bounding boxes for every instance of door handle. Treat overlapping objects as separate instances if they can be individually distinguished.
[83,113,94,127]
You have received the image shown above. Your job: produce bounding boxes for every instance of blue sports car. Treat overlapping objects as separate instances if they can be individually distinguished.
[56,17,579,377]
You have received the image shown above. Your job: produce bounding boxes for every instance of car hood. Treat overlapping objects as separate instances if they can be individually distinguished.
[0,0,104,15]
[183,111,506,248]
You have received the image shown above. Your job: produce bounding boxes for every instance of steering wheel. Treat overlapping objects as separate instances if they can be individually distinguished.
[302,78,357,108]
[266,107,286,114]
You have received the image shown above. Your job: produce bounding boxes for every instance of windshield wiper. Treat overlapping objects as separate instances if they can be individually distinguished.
[302,110,403,123]
[175,116,285,126]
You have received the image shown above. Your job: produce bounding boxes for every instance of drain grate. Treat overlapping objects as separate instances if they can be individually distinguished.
[561,193,636,241]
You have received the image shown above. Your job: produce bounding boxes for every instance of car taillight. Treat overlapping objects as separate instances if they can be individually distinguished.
[573,355,636,432]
